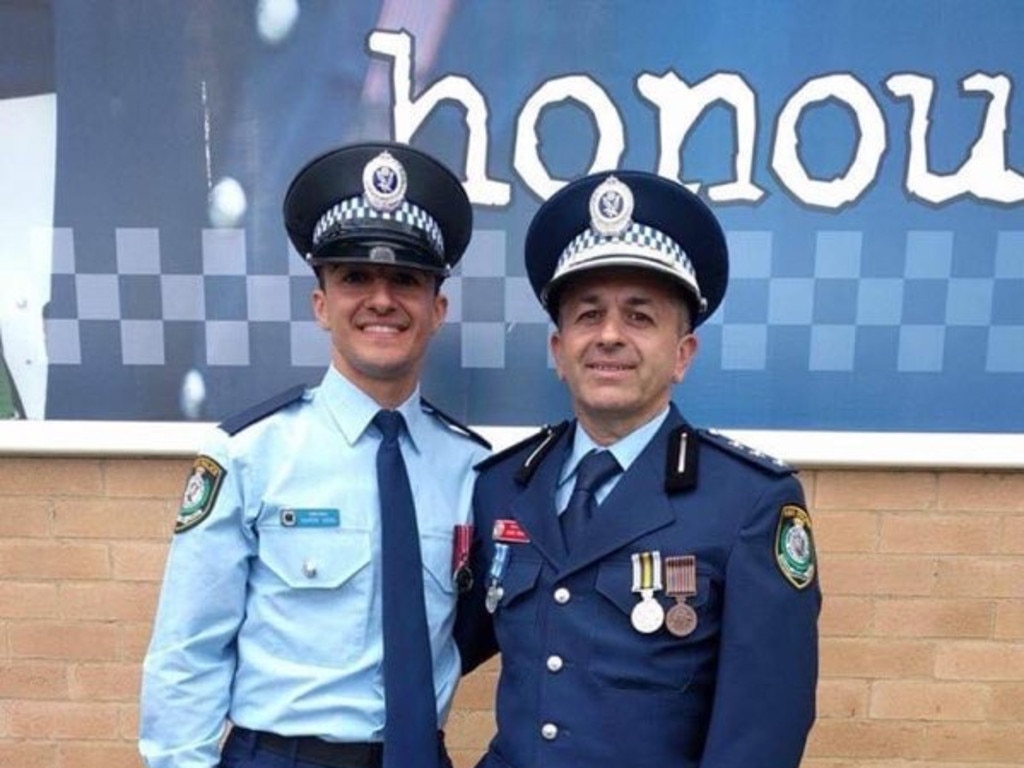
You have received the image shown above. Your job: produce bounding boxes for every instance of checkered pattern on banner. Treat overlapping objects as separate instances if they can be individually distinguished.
[43,225,1024,373]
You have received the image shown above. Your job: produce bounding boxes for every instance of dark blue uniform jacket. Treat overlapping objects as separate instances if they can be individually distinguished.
[456,405,820,768]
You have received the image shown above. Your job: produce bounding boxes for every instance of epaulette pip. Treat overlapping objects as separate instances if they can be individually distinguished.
[218,384,308,436]
[698,428,794,476]
[421,398,491,450]
[474,421,569,482]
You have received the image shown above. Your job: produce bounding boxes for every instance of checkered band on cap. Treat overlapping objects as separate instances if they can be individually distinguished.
[311,195,445,259]
[547,222,706,310]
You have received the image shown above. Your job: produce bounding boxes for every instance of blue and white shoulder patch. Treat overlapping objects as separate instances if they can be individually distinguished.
[421,398,491,450]
[218,384,308,436]
[699,428,794,476]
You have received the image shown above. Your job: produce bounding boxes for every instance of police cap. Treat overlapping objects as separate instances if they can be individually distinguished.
[525,171,729,327]
[283,141,472,277]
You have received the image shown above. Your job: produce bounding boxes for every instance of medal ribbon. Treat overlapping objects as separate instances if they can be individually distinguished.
[664,555,696,598]
[489,542,510,583]
[452,524,473,575]
[631,551,663,595]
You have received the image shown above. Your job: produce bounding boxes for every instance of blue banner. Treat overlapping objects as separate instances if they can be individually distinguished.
[1,0,1021,431]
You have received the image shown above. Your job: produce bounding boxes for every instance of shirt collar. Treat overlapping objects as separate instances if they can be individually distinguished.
[318,366,425,453]
[559,406,671,488]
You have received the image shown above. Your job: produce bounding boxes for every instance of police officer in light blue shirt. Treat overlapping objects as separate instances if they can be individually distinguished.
[140,142,490,768]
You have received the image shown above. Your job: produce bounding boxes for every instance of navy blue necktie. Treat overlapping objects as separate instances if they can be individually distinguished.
[560,449,621,550]
[374,410,439,768]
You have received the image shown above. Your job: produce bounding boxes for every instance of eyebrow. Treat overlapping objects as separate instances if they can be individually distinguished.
[573,292,655,309]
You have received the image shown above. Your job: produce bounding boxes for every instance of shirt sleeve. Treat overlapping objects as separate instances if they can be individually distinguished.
[139,431,256,768]
[698,474,821,768]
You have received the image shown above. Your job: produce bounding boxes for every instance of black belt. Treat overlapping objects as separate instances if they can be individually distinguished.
[229,726,447,768]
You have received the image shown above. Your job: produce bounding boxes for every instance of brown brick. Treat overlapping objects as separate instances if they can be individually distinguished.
[819,596,872,636]
[0,497,52,537]
[0,582,59,619]
[117,701,139,739]
[0,741,58,768]
[0,661,68,698]
[110,541,169,582]
[822,554,937,596]
[9,621,119,661]
[1002,515,1024,554]
[119,622,155,663]
[995,600,1024,639]
[869,680,989,720]
[6,700,121,739]
[936,558,1024,598]
[804,718,924,759]
[451,668,498,711]
[880,514,1000,554]
[814,471,936,511]
[0,541,111,580]
[444,708,495,751]
[0,458,104,496]
[60,582,159,622]
[103,458,194,499]
[813,510,879,553]
[938,472,1024,512]
[57,742,143,768]
[873,598,994,638]
[69,663,141,702]
[52,498,173,540]
[935,640,1024,681]
[815,678,869,718]
[821,638,935,678]
[990,682,1024,721]
[919,722,1024,762]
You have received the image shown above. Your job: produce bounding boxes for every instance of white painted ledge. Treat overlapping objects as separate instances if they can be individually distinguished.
[1,420,1022,469]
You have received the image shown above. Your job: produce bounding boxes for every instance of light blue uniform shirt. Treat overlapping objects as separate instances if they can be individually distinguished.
[140,367,489,768]
[555,407,670,513]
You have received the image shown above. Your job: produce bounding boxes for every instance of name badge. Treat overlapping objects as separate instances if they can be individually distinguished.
[280,508,341,528]
[493,519,530,543]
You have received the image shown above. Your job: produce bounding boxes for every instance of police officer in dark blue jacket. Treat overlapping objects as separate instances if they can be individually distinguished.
[456,170,820,768]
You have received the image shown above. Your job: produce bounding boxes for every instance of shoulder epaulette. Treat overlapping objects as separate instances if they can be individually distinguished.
[473,421,570,481]
[664,424,700,494]
[421,398,491,450]
[218,384,308,436]
[698,428,794,476]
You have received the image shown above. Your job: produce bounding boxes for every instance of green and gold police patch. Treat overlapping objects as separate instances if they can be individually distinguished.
[174,455,225,533]
[774,504,816,589]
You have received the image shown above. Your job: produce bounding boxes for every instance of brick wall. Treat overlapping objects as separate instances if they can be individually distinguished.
[1,457,1022,768]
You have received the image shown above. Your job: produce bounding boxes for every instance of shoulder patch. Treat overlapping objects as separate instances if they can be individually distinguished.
[775,504,817,589]
[218,384,308,436]
[420,398,491,450]
[175,455,226,533]
[474,421,570,481]
[698,429,794,476]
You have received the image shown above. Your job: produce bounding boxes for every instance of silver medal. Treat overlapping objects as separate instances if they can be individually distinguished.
[630,592,665,634]
[485,584,504,614]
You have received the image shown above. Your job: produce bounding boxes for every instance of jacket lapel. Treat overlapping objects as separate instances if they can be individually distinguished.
[507,428,572,567]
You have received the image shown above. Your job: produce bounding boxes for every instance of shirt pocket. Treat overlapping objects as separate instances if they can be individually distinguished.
[260,526,371,589]
[255,525,373,666]
[590,559,716,692]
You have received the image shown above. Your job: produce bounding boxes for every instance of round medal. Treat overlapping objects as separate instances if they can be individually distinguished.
[630,597,665,634]
[665,602,697,637]
[453,565,474,594]
[485,584,504,614]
